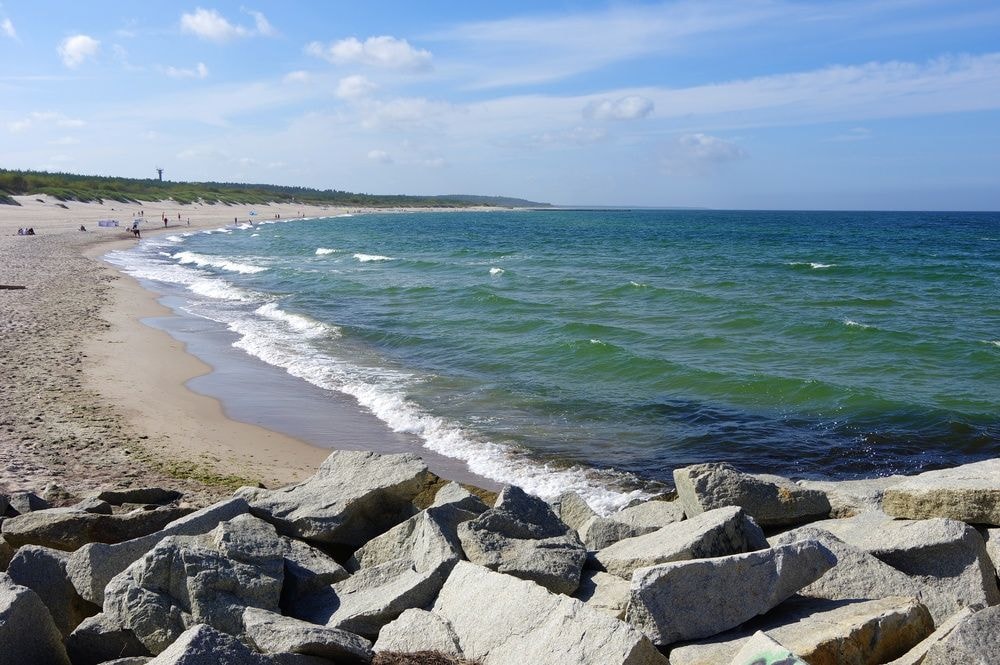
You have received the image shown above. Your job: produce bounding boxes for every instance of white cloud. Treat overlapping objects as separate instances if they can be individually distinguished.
[660,133,747,175]
[585,95,654,121]
[360,97,453,130]
[284,70,310,84]
[2,17,16,40]
[180,7,274,42]
[165,62,209,79]
[8,111,85,133]
[307,36,431,70]
[367,149,392,163]
[58,34,100,68]
[336,74,376,100]
[533,126,607,146]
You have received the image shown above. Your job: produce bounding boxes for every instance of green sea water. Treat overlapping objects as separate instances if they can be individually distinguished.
[111,209,1000,508]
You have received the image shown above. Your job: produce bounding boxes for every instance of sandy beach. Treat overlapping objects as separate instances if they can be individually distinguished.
[0,195,469,505]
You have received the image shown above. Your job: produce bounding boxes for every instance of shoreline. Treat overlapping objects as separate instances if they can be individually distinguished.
[0,195,498,504]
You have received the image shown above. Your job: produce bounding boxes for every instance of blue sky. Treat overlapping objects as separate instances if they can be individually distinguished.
[1,1,999,209]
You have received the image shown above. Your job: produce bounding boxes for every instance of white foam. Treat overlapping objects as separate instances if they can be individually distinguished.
[489,267,504,276]
[987,340,1000,348]
[254,303,339,339]
[165,235,183,243]
[629,281,646,287]
[843,318,872,329]
[789,261,836,269]
[251,233,260,237]
[172,251,267,274]
[354,253,395,262]
[315,248,337,255]
[104,249,254,303]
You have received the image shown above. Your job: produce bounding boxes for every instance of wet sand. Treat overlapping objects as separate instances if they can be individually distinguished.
[0,195,495,505]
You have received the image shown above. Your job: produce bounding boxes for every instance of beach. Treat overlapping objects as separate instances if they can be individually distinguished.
[0,195,451,504]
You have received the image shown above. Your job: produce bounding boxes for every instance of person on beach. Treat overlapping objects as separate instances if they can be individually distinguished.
[79,225,86,231]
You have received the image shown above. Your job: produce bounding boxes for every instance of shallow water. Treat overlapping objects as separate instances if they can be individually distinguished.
[108,209,1000,512]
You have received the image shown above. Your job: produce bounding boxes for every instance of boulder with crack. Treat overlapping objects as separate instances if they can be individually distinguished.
[1,505,192,551]
[242,606,373,664]
[883,459,1000,526]
[144,623,270,665]
[6,544,99,638]
[578,500,685,550]
[0,572,71,665]
[921,605,1000,665]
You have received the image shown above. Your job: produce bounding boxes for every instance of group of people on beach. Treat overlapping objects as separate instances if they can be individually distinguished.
[16,227,35,235]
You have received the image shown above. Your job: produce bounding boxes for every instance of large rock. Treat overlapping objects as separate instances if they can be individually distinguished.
[984,527,1000,575]
[103,515,285,654]
[97,488,183,506]
[297,505,465,638]
[553,491,598,531]
[68,497,249,605]
[922,604,1000,665]
[280,536,349,608]
[669,596,934,665]
[65,612,152,665]
[886,607,974,665]
[771,526,993,624]
[0,505,192,551]
[579,500,685,550]
[804,512,1000,609]
[145,623,270,665]
[237,450,434,547]
[458,485,587,594]
[592,506,767,579]
[728,631,807,665]
[0,536,12,571]
[627,539,836,645]
[429,561,667,665]
[0,572,71,665]
[373,609,464,658]
[798,476,906,518]
[6,544,99,637]
[430,483,490,514]
[674,463,830,527]
[7,491,50,515]
[883,459,1000,526]
[573,569,631,619]
[242,607,373,664]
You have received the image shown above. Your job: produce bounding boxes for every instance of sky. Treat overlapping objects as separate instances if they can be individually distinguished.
[1,1,999,209]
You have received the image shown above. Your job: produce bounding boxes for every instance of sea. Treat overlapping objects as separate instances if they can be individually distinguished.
[105,209,1000,513]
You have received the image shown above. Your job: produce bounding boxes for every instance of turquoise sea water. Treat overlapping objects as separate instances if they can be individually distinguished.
[108,209,1000,510]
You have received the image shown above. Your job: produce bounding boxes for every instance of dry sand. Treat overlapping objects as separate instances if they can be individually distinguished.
[0,195,396,505]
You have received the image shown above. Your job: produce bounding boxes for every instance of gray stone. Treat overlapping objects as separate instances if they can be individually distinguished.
[0,492,8,516]
[68,497,249,605]
[0,572,71,665]
[237,450,434,547]
[101,658,152,665]
[669,596,934,665]
[457,485,586,594]
[242,607,372,664]
[883,459,1000,526]
[0,536,12,571]
[573,569,630,619]
[771,526,992,624]
[797,476,906,518]
[554,491,598,532]
[627,539,836,645]
[145,624,270,665]
[280,536,349,607]
[6,544,99,637]
[103,515,285,654]
[430,483,490,513]
[592,506,767,579]
[374,608,463,658]
[885,607,975,665]
[431,561,668,665]
[315,506,464,638]
[728,632,807,665]
[7,491,50,514]
[66,612,151,665]
[74,497,114,515]
[805,512,1000,609]
[97,488,183,506]
[922,604,1000,665]
[1,505,192,551]
[674,462,830,527]
[579,500,685,550]
[980,526,999,576]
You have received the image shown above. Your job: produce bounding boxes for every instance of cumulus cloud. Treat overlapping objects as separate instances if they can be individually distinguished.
[367,149,392,163]
[58,34,100,68]
[165,62,209,79]
[283,70,310,83]
[306,36,431,70]
[661,132,747,175]
[180,7,274,42]
[336,74,377,100]
[585,95,654,121]
[8,111,85,133]
[2,17,16,40]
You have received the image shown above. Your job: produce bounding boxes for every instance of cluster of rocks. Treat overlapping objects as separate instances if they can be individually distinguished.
[2,451,999,664]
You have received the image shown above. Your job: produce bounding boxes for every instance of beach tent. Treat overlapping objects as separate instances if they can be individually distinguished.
[97,219,119,227]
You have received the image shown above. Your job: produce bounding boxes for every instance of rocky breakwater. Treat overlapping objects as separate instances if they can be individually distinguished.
[0,453,998,665]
